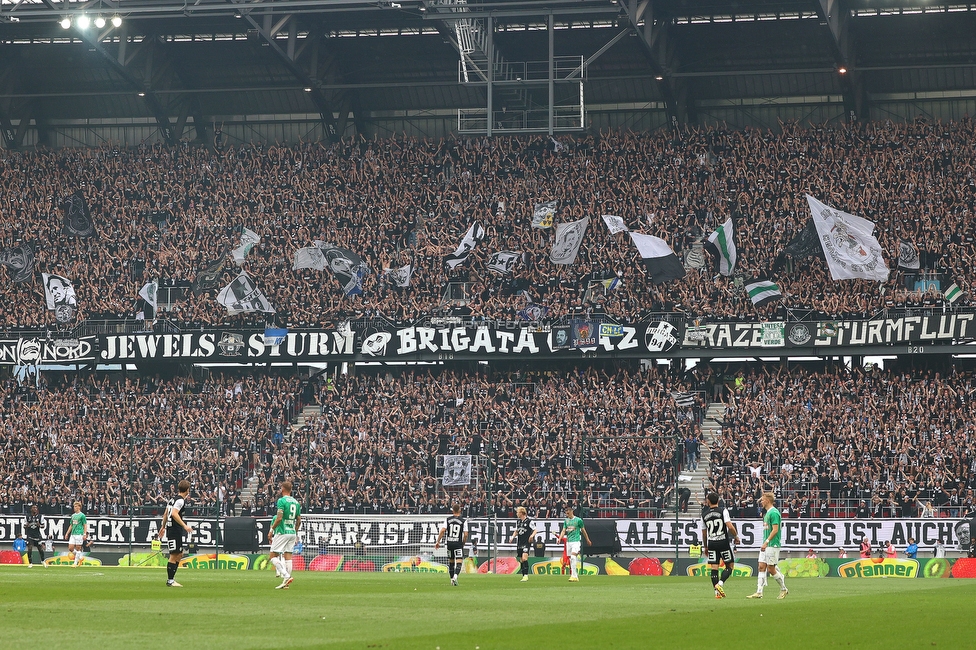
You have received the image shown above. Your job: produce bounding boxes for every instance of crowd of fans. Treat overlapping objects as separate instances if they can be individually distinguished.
[4,360,976,520]
[0,371,301,515]
[709,364,976,519]
[260,365,696,518]
[0,364,701,517]
[2,117,975,329]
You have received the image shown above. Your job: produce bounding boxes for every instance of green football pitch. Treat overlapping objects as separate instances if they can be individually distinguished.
[1,567,971,649]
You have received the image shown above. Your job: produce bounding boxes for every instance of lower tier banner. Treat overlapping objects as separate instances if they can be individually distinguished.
[0,515,969,553]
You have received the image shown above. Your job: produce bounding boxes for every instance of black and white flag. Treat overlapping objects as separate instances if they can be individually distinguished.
[442,455,473,487]
[532,201,556,229]
[42,273,77,323]
[898,240,921,270]
[550,217,589,265]
[61,191,97,238]
[192,254,228,296]
[318,244,370,296]
[216,273,275,315]
[486,250,521,275]
[0,242,35,283]
[629,232,686,285]
[384,264,413,288]
[445,222,485,270]
[231,227,260,266]
[672,391,696,407]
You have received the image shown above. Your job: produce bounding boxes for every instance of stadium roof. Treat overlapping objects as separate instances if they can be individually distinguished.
[1,0,975,144]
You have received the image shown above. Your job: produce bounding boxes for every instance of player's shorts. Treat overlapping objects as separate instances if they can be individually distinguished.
[68,534,85,547]
[566,541,581,556]
[446,543,464,561]
[516,543,531,557]
[166,528,185,554]
[759,546,781,566]
[270,533,298,554]
[706,540,735,565]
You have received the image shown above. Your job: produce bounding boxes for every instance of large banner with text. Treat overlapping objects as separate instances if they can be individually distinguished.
[1,515,964,554]
[2,312,976,365]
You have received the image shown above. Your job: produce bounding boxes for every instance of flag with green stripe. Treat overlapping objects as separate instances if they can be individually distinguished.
[704,218,737,276]
[745,279,782,307]
[944,283,963,304]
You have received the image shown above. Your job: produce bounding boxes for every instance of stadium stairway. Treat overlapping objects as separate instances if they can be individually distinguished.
[235,406,321,513]
[675,401,724,519]
[289,404,324,442]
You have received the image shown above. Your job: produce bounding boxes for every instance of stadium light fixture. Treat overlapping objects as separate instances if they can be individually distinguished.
[77,14,90,29]
[94,16,106,29]
[303,87,312,92]
[838,66,848,74]
[654,75,664,81]
[138,92,146,97]
[112,16,123,28]
[60,17,71,29]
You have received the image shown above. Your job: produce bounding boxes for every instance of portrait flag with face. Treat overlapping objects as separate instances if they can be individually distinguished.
[41,272,78,323]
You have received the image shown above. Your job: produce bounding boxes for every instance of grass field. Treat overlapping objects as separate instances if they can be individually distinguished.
[1,567,971,649]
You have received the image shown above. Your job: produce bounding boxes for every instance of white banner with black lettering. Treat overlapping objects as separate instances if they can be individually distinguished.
[1,515,961,552]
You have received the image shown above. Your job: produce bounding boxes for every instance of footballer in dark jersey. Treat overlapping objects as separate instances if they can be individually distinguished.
[160,479,194,587]
[701,491,740,599]
[435,503,468,586]
[508,506,544,581]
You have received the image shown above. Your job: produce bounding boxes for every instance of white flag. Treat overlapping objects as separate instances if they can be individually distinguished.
[139,279,158,310]
[442,455,473,487]
[550,217,589,265]
[486,250,521,275]
[805,195,889,282]
[385,264,413,288]
[293,244,327,271]
[216,273,275,315]
[231,227,260,265]
[601,214,629,235]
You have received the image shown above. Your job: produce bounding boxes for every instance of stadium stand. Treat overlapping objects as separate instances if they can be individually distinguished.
[1,118,973,329]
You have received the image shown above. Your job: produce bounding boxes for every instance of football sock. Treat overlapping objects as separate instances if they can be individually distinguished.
[772,571,786,590]
[285,559,293,577]
[521,560,529,576]
[271,556,284,576]
[710,569,719,587]
[167,562,177,581]
[75,551,83,565]
[757,570,767,593]
[720,567,732,584]
[570,557,579,578]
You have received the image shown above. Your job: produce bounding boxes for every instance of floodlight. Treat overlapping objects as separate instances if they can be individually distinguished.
[60,17,71,29]
[838,67,848,74]
[77,15,90,29]
[112,16,123,27]
[94,16,106,29]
